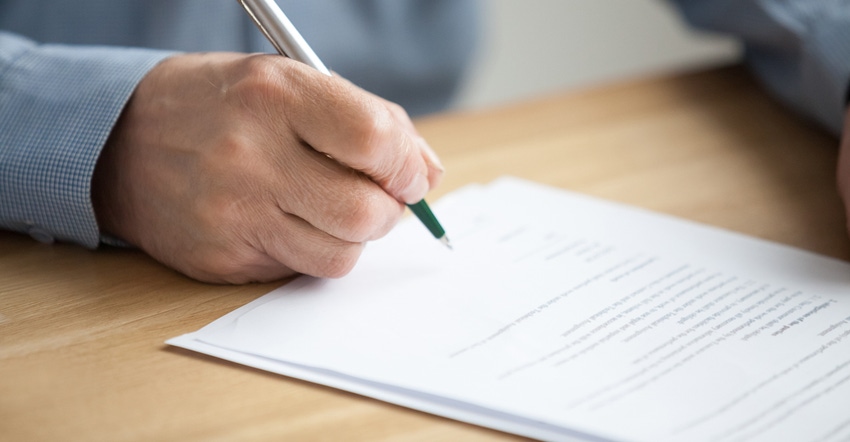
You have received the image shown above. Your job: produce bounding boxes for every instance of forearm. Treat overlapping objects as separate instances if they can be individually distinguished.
[0,32,172,247]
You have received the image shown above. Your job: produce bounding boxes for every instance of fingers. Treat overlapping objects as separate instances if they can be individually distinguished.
[149,175,375,282]
[255,210,367,278]
[180,250,296,285]
[378,97,446,190]
[185,189,371,280]
[204,117,405,244]
[277,60,445,203]
[175,210,366,282]
[266,140,406,243]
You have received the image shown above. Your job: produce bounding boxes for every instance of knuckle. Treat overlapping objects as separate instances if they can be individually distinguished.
[204,133,250,171]
[199,133,272,191]
[335,186,399,242]
[384,101,410,122]
[346,191,383,238]
[196,192,238,232]
[349,104,395,160]
[241,55,282,85]
[229,55,292,107]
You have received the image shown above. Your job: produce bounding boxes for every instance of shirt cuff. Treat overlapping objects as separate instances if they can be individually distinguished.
[0,36,174,248]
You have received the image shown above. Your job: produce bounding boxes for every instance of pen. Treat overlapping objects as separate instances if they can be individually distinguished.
[237,0,452,250]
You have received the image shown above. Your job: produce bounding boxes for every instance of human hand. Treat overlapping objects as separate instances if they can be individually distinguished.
[92,52,444,284]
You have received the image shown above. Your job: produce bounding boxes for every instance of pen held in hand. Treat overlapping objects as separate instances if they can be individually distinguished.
[237,0,452,249]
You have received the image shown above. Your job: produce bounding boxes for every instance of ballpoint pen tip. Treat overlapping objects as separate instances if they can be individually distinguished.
[440,236,453,250]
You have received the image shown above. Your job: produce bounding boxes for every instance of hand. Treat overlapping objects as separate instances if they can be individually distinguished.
[92,52,444,284]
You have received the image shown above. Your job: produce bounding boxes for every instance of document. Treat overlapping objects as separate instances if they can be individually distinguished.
[169,177,850,442]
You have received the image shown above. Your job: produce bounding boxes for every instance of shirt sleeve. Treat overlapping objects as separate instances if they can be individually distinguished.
[669,0,850,135]
[0,32,173,248]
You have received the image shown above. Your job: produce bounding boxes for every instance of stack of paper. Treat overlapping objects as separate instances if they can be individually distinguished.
[169,177,850,442]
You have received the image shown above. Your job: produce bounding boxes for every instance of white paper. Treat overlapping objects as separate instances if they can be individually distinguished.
[169,177,850,442]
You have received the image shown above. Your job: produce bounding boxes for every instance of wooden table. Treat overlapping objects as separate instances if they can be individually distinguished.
[3,66,848,441]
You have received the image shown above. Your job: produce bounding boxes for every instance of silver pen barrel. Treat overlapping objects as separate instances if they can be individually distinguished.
[237,0,331,75]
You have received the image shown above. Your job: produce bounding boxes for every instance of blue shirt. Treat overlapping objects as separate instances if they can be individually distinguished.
[673,0,850,135]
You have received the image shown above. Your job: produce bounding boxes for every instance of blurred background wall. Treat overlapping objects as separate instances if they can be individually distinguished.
[454,0,741,110]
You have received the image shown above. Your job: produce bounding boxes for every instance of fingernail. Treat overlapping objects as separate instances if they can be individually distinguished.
[417,137,445,174]
[401,172,429,204]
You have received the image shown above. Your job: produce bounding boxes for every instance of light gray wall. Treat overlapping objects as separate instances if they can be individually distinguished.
[455,0,741,110]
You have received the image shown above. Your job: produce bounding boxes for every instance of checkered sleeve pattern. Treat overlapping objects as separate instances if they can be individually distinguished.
[672,0,850,135]
[0,32,173,248]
